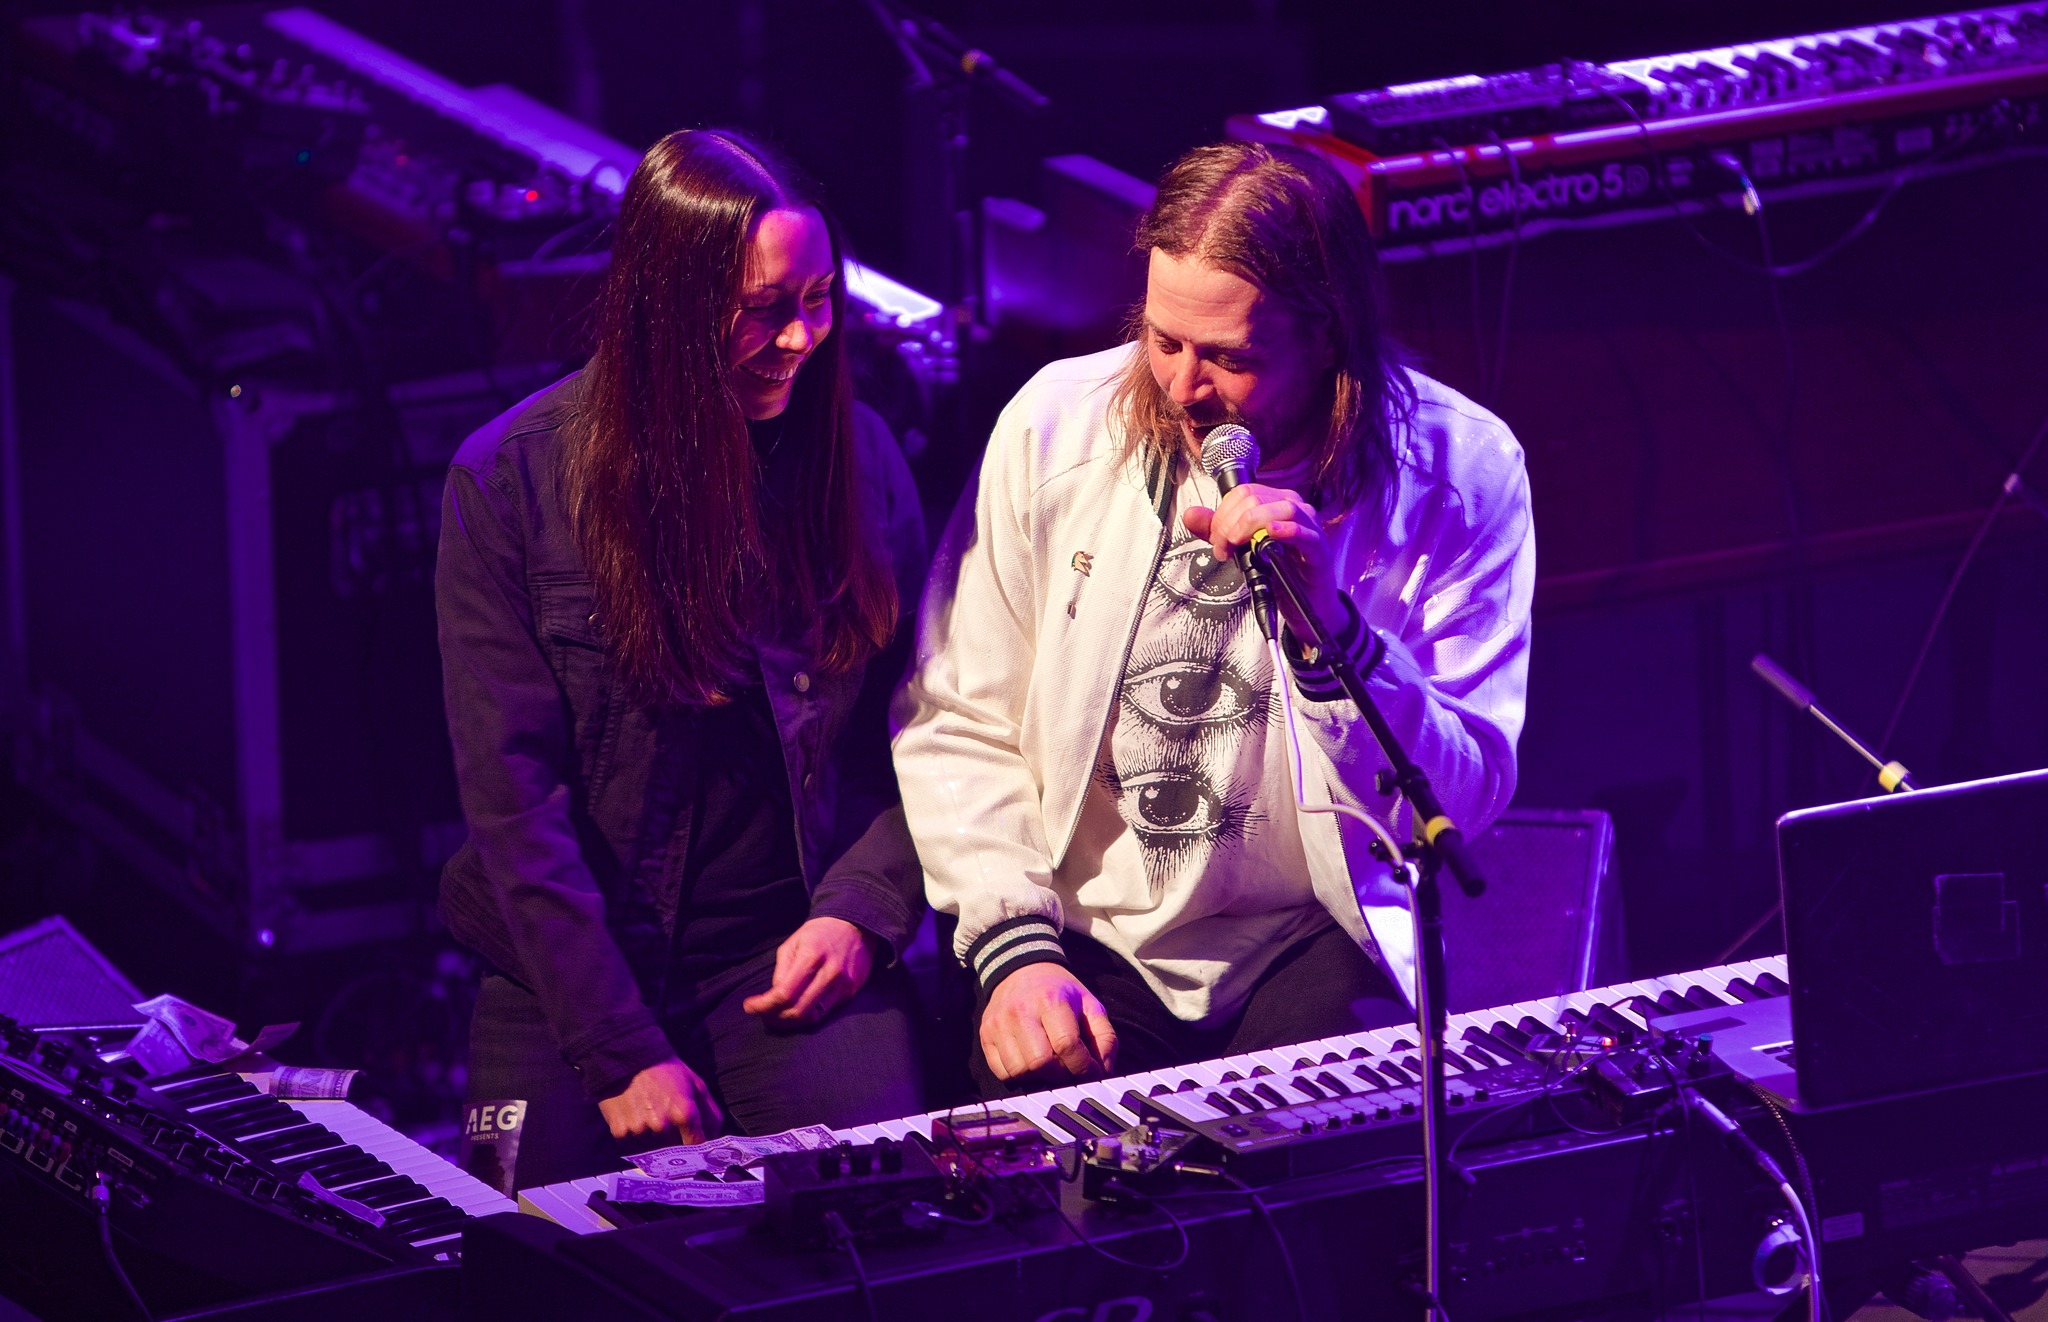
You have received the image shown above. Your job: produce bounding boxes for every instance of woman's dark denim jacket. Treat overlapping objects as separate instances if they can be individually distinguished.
[435,374,928,1101]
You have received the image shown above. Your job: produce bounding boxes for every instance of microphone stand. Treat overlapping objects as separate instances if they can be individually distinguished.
[1249,539,1485,1322]
[1716,653,1919,964]
[858,0,1049,320]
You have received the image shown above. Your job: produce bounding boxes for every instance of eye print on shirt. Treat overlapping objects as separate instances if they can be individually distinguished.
[1098,759,1261,889]
[1119,645,1273,750]
[1149,536,1251,630]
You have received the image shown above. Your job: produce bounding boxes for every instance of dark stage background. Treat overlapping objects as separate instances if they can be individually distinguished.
[2,0,2045,1151]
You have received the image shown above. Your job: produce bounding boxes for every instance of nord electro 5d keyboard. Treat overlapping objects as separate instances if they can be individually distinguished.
[0,1015,511,1318]
[1230,4,2048,252]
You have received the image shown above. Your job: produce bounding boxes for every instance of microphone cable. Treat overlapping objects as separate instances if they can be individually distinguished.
[1266,634,1408,872]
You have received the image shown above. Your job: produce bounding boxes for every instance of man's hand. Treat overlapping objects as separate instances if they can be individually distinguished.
[597,1058,721,1142]
[742,916,876,1025]
[1183,483,1342,641]
[980,963,1118,1084]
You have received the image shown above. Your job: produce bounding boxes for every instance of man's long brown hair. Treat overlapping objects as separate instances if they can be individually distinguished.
[565,129,894,707]
[1111,141,1414,523]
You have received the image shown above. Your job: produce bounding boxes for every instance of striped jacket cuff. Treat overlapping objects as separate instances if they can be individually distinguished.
[1282,592,1385,701]
[965,915,1067,998]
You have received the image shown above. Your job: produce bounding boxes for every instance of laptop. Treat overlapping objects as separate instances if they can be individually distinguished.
[1668,768,2048,1112]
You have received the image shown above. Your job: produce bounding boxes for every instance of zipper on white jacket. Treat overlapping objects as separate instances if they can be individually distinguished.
[1051,454,1179,866]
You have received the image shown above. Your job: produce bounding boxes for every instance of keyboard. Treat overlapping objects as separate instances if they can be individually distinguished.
[1229,4,2048,249]
[151,1070,516,1251]
[516,955,1789,1234]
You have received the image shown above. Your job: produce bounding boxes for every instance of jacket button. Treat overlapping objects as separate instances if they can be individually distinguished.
[793,672,810,693]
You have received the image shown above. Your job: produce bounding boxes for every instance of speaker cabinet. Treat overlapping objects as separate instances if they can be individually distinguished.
[1442,809,1623,1013]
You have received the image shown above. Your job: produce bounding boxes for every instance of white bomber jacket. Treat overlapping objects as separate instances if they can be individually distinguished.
[890,344,1535,1006]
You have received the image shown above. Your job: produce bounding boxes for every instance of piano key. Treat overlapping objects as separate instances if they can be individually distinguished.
[346,1175,434,1207]
[162,1077,256,1105]
[867,1117,922,1143]
[836,1124,892,1145]
[1586,1005,1638,1038]
[200,1098,303,1133]
[1250,1081,1289,1108]
[1074,1098,1133,1134]
[1755,971,1789,996]
[243,1125,343,1158]
[296,1155,390,1186]
[1466,1019,1531,1047]
[1687,966,1741,994]
[1213,1048,1302,1080]
[519,1177,618,1234]
[376,1198,459,1231]
[1153,1092,1227,1123]
[1341,1062,1383,1089]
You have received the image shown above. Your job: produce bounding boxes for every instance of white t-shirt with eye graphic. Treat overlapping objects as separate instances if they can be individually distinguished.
[1055,460,1335,1025]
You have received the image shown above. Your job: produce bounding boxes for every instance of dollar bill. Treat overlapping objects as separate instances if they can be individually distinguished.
[131,995,300,1070]
[124,1019,195,1076]
[611,1175,764,1208]
[238,1066,360,1100]
[633,1125,839,1181]
[133,993,243,1063]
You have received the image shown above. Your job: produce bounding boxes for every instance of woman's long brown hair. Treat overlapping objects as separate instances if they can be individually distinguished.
[565,129,895,706]
[1110,141,1415,525]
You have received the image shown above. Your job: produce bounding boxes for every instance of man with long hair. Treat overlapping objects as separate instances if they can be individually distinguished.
[437,129,925,1188]
[895,141,1534,1091]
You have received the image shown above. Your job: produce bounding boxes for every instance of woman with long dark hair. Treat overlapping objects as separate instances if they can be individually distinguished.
[436,129,926,1190]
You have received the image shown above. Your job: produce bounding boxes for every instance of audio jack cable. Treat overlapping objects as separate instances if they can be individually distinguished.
[92,1173,154,1321]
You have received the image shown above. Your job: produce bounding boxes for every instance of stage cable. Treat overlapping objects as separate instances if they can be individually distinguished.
[1267,636,1407,866]
[1878,404,2048,763]
[1436,139,1490,395]
[1597,88,2003,280]
[92,1174,154,1321]
[1487,135,1524,409]
[823,1210,881,1322]
[1218,1172,1308,1322]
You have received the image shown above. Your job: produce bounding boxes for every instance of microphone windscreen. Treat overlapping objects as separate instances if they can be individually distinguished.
[1199,424,1260,487]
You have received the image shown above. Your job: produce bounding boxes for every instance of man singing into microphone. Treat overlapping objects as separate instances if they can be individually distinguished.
[893,141,1534,1093]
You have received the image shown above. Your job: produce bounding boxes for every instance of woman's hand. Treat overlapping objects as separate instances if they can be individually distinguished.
[597,1058,721,1142]
[742,916,877,1025]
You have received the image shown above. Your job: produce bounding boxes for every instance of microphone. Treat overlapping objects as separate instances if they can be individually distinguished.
[1750,653,1915,792]
[1197,424,1281,640]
